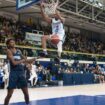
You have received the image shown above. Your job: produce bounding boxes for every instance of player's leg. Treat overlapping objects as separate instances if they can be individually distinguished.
[41,35,51,55]
[33,71,38,86]
[57,41,63,60]
[57,41,63,58]
[4,75,9,89]
[4,70,17,105]
[53,41,63,64]
[4,89,14,105]
[34,76,38,86]
[28,75,33,86]
[21,87,30,105]
[57,34,64,58]
[54,34,64,63]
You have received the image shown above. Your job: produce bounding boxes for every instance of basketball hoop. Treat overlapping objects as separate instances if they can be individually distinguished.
[43,0,59,15]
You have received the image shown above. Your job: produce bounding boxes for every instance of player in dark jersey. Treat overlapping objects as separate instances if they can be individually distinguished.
[4,38,36,105]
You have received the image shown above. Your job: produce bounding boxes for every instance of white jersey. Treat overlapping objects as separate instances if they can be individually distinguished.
[3,64,9,79]
[31,65,37,77]
[52,18,65,36]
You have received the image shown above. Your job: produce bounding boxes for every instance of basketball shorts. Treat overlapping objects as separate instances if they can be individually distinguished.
[50,33,64,41]
[50,33,65,52]
[8,70,27,89]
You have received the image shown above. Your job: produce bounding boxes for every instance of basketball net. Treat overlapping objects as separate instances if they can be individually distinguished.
[43,0,59,15]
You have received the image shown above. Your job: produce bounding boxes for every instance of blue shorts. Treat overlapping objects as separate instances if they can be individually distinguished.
[8,70,27,89]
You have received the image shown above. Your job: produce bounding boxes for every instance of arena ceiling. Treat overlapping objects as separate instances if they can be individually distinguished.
[0,0,105,33]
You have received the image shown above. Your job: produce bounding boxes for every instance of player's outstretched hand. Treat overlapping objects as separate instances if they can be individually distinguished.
[40,1,44,8]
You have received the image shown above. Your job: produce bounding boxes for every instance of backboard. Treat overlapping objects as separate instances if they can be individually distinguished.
[16,0,41,10]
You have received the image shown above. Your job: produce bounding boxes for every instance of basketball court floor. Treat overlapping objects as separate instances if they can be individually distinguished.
[0,84,105,105]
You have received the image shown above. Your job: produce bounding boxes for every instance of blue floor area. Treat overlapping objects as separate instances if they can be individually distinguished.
[2,95,105,105]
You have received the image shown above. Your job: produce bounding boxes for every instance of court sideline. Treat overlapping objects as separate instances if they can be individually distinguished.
[1,84,105,105]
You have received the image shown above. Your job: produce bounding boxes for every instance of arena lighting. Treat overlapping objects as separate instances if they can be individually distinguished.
[88,0,94,3]
[82,0,104,7]
[98,2,103,8]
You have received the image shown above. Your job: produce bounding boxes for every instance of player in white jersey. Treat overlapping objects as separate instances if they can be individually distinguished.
[40,2,65,59]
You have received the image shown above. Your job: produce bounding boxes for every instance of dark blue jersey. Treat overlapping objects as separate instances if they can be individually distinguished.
[9,49,24,71]
[7,49,27,89]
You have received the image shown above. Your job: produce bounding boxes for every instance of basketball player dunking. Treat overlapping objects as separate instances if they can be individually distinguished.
[4,39,36,105]
[40,2,65,60]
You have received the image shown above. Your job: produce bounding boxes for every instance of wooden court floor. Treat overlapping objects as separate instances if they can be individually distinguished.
[0,84,105,105]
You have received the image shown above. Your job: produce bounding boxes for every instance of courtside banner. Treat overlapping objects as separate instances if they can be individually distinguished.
[25,32,43,45]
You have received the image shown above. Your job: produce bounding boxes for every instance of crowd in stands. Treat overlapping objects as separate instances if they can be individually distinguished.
[64,61,105,83]
[0,16,51,45]
[0,16,105,88]
[64,33,105,54]
[0,58,105,88]
[0,15,105,55]
[0,60,9,89]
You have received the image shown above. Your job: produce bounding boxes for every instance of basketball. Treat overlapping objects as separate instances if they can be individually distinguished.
[51,35,60,44]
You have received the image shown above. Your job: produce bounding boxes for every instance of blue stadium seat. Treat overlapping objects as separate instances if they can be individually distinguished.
[0,76,3,84]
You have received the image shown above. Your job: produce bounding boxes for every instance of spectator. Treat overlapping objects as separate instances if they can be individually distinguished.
[28,62,38,87]
[92,65,105,83]
[2,61,9,89]
[0,65,5,88]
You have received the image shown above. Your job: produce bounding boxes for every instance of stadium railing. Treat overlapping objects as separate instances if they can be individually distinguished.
[0,43,105,64]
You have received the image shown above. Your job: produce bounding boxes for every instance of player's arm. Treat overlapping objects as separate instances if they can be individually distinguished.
[40,2,52,24]
[7,49,26,66]
[56,11,65,23]
[18,49,36,64]
[18,49,27,60]
[26,56,42,64]
[25,58,36,64]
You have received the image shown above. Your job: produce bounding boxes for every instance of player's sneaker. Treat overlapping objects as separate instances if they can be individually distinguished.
[39,51,48,57]
[54,56,60,64]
